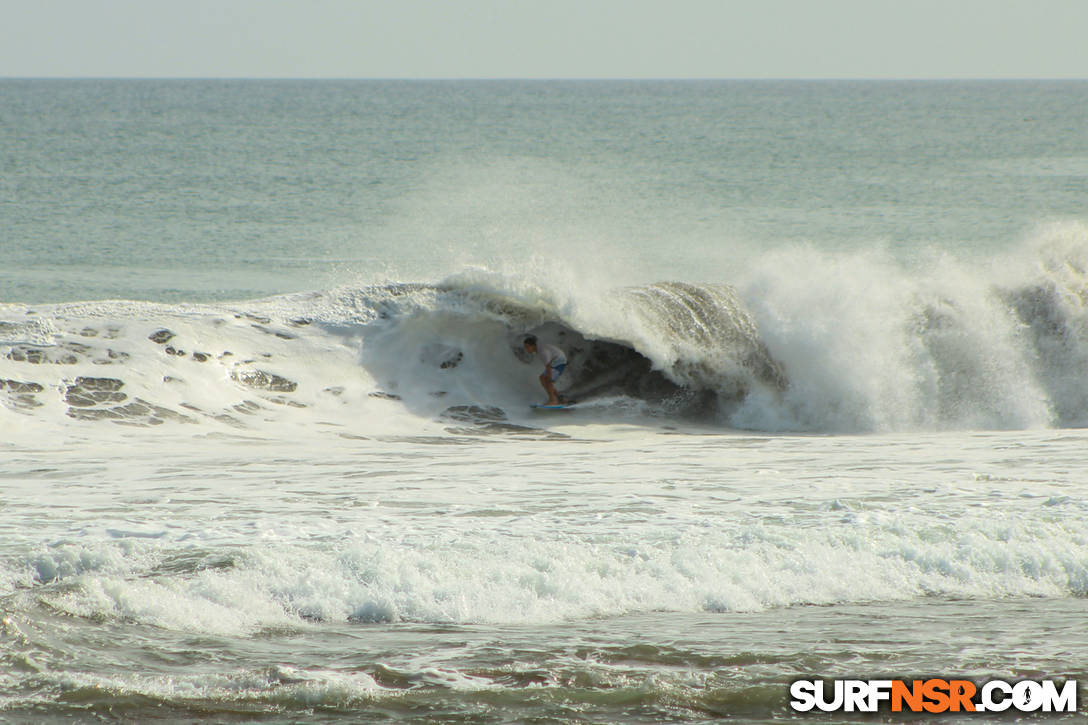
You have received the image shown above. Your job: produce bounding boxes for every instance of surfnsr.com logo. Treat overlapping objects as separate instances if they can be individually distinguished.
[790,678,1078,714]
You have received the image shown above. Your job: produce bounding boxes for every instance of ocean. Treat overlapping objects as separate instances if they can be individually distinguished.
[1,79,1087,723]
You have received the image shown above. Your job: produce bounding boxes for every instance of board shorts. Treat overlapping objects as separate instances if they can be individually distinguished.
[547,363,566,382]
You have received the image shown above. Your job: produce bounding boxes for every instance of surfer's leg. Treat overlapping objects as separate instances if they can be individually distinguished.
[539,371,561,405]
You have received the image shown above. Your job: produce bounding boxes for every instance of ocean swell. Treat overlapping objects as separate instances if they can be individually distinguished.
[4,227,1088,434]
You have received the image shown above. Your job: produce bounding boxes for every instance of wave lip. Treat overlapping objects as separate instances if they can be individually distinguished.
[355,276,790,422]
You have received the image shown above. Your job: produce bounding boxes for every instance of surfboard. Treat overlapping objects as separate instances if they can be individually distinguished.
[530,403,574,410]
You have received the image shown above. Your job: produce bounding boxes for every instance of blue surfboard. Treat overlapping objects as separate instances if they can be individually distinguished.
[530,403,574,410]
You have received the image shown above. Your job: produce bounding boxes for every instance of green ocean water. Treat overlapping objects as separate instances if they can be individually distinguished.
[2,81,1087,723]
[3,80,1086,303]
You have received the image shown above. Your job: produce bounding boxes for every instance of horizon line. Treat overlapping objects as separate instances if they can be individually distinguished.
[3,75,1087,83]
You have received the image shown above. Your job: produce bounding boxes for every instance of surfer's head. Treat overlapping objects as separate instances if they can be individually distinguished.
[523,335,537,352]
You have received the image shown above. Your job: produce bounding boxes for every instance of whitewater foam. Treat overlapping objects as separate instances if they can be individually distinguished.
[4,227,1088,436]
[735,225,1088,431]
[10,490,1086,635]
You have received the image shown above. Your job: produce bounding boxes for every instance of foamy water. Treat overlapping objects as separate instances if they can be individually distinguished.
[3,80,1088,722]
[4,259,1088,721]
[4,422,1087,722]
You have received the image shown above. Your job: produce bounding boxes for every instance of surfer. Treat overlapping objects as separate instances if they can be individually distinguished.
[523,335,567,405]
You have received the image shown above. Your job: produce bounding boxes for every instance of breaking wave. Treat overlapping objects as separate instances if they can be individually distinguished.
[2,224,1088,434]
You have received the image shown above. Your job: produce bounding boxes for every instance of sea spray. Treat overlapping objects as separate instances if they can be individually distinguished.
[735,229,1088,431]
[5,232,1088,434]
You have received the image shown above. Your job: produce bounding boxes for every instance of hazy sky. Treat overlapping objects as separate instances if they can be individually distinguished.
[3,0,1087,79]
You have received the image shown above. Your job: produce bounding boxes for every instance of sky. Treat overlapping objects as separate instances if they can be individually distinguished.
[2,0,1087,79]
